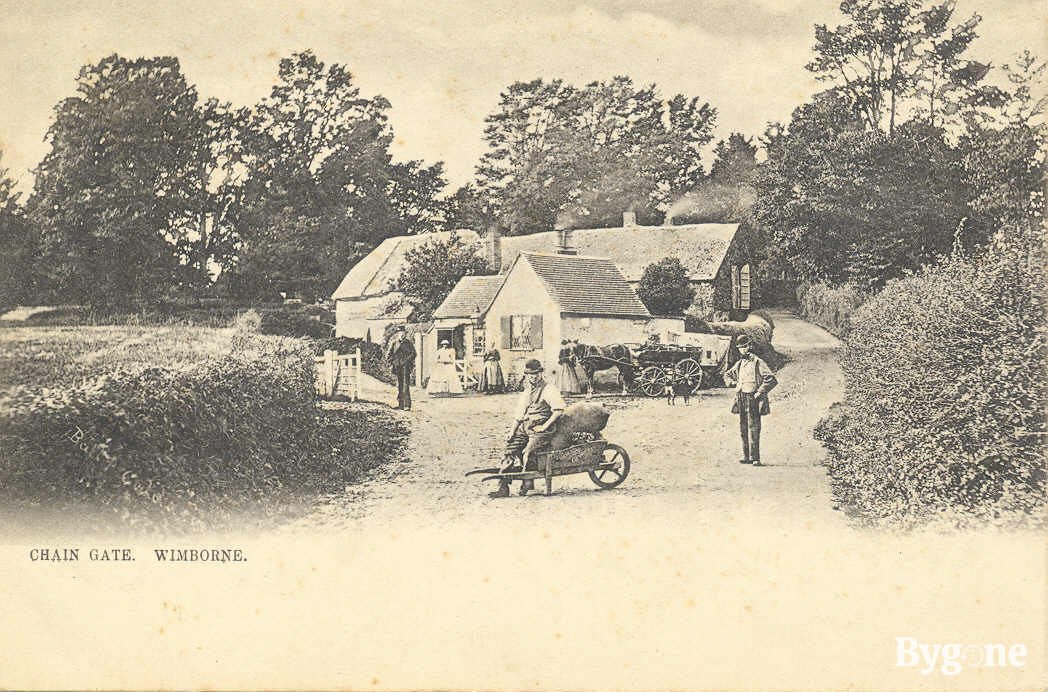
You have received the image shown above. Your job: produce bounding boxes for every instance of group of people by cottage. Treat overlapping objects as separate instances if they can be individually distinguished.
[385,326,779,498]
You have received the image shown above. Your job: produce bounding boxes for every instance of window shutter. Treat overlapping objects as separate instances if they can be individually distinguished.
[500,316,511,349]
[731,265,740,310]
[740,264,751,310]
[530,315,543,349]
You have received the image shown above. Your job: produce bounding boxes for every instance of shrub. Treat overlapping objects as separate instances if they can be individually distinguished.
[709,311,774,345]
[637,257,697,316]
[258,305,334,339]
[816,231,1046,526]
[683,316,712,333]
[0,336,407,531]
[796,282,867,337]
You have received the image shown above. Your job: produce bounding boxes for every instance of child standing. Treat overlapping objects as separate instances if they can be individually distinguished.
[675,375,693,406]
[664,381,675,405]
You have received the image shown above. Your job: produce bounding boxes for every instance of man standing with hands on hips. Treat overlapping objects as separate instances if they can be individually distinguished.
[725,334,777,466]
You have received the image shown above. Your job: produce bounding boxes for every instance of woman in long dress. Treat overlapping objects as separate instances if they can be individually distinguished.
[555,340,583,394]
[427,340,464,396]
[479,344,505,394]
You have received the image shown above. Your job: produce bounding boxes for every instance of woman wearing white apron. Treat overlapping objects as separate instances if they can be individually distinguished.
[427,340,464,396]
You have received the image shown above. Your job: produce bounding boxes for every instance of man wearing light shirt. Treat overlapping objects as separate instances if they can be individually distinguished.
[491,358,565,498]
[725,334,778,466]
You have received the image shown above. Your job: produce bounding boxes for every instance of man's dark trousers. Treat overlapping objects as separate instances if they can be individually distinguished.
[394,362,412,410]
[737,392,761,461]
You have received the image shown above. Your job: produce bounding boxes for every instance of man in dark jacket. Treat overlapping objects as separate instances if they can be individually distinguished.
[386,326,416,410]
[724,335,777,466]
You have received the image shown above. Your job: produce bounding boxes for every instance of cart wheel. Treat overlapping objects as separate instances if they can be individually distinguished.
[674,358,704,392]
[636,366,669,397]
[589,444,631,489]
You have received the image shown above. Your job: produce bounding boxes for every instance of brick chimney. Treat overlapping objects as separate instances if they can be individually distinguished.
[485,225,502,272]
[623,210,637,227]
[553,218,577,255]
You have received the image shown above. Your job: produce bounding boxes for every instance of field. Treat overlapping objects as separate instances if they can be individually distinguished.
[0,324,237,393]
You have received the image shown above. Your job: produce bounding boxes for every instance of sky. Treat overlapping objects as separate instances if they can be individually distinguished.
[0,0,1043,195]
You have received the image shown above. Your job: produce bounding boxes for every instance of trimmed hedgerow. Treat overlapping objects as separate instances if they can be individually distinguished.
[816,231,1046,526]
[0,336,407,531]
[796,282,867,337]
[257,305,334,339]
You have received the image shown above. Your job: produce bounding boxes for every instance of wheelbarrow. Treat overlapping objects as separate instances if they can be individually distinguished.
[466,438,631,496]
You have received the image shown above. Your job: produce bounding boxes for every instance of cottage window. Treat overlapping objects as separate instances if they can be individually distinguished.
[472,328,486,355]
[500,314,543,350]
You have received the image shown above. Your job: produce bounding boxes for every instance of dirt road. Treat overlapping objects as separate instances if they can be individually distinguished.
[296,309,845,532]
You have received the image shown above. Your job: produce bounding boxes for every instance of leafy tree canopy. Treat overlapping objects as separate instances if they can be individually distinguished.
[227,51,448,301]
[26,55,226,305]
[476,76,716,234]
[395,232,491,321]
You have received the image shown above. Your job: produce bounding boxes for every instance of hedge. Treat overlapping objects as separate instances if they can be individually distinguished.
[815,232,1046,526]
[796,282,867,337]
[0,335,407,531]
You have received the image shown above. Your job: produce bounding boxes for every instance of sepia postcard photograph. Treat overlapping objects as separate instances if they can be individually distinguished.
[0,0,1044,689]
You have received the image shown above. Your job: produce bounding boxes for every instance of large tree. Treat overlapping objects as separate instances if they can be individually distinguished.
[667,132,758,224]
[476,76,716,233]
[228,51,448,300]
[752,92,970,287]
[27,56,222,304]
[0,154,40,307]
[961,51,1046,242]
[807,0,991,134]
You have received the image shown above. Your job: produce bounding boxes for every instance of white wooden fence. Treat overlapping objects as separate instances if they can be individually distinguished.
[315,348,362,400]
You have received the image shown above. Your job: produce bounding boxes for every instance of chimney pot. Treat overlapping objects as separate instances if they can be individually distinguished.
[623,210,637,227]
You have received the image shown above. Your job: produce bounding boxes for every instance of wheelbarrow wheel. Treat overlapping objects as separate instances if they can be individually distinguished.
[589,443,630,489]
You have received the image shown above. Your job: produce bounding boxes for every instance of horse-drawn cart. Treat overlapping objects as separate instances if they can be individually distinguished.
[466,438,631,496]
[577,333,733,397]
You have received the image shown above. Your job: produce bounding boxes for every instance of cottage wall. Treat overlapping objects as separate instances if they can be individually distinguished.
[560,315,650,346]
[335,299,367,339]
[484,261,561,377]
[712,224,762,316]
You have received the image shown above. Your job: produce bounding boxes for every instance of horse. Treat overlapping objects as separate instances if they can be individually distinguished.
[574,343,636,394]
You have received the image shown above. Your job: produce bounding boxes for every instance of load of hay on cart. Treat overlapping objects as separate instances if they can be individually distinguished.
[577,332,733,397]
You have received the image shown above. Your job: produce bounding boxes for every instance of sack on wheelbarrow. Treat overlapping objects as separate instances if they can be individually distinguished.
[548,402,610,451]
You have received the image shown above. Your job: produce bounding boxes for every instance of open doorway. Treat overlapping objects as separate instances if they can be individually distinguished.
[435,326,467,360]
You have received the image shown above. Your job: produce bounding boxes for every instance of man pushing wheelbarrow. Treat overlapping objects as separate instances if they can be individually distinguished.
[489,358,566,498]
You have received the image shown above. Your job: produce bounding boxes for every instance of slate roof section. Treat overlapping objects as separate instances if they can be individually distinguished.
[500,223,739,281]
[432,274,505,319]
[518,252,651,318]
[331,229,482,299]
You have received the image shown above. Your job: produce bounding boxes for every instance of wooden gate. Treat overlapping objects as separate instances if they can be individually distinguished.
[315,348,362,400]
